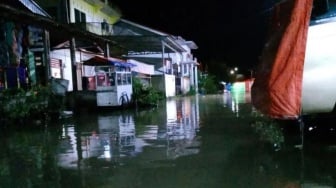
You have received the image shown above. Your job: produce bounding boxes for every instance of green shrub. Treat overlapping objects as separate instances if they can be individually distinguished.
[251,119,284,149]
[0,85,63,122]
[198,74,218,94]
[186,86,196,96]
[132,77,164,107]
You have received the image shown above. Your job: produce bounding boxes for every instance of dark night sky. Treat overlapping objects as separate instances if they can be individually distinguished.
[113,1,273,74]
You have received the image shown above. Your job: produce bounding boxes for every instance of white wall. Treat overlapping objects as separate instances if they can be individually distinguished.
[182,77,190,94]
[50,49,73,91]
[151,74,175,97]
[68,0,118,24]
[50,49,93,91]
[302,20,336,114]
[165,74,176,97]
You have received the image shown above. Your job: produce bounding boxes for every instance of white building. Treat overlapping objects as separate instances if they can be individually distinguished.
[112,19,199,97]
[35,0,121,91]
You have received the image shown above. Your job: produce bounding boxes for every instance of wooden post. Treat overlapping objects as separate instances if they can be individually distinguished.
[104,42,110,58]
[70,37,78,91]
[43,30,51,83]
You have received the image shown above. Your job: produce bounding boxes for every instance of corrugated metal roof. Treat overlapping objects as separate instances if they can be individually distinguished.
[18,0,50,17]
[111,19,186,54]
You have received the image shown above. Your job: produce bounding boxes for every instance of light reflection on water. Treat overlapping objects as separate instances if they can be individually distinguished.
[57,96,201,170]
[0,94,336,187]
[222,90,252,117]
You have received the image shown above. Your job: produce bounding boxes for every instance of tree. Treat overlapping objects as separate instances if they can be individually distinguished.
[198,73,218,94]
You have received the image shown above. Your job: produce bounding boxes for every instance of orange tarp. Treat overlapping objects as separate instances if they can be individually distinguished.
[251,0,313,119]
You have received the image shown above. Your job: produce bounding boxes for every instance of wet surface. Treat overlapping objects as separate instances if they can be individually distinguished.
[0,92,336,187]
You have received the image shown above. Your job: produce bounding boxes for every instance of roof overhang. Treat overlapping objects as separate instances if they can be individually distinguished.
[0,4,123,52]
[111,19,186,54]
[107,35,186,54]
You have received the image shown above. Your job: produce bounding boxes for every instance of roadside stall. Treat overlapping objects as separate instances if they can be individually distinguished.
[81,55,134,107]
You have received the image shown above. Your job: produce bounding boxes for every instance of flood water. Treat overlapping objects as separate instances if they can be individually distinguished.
[1,92,336,188]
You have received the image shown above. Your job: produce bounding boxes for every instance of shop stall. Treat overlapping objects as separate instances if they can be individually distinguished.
[82,55,134,107]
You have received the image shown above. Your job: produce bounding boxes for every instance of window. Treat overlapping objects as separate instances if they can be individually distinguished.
[183,64,188,74]
[121,73,126,85]
[96,72,106,86]
[117,73,122,85]
[74,9,86,23]
[108,72,115,86]
[127,73,132,84]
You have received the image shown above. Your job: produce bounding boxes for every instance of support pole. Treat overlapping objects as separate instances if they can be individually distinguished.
[298,116,305,186]
[70,37,77,91]
[43,30,51,82]
[104,42,110,58]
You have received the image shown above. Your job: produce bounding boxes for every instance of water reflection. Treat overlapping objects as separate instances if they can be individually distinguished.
[57,96,201,170]
[57,114,136,170]
[164,98,200,158]
[222,91,251,116]
[0,130,60,187]
[0,94,335,187]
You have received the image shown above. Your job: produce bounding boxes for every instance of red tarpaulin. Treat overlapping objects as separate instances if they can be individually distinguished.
[251,0,313,119]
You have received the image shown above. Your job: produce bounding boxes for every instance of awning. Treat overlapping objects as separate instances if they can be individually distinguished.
[127,59,154,75]
[83,56,136,68]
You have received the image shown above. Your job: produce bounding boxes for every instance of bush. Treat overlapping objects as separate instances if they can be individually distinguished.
[132,77,164,107]
[186,86,196,96]
[251,119,284,150]
[198,74,218,94]
[0,85,63,122]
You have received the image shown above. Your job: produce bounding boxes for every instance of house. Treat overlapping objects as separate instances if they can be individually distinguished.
[111,19,199,97]
[174,36,199,94]
[34,0,123,92]
[1,0,199,103]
